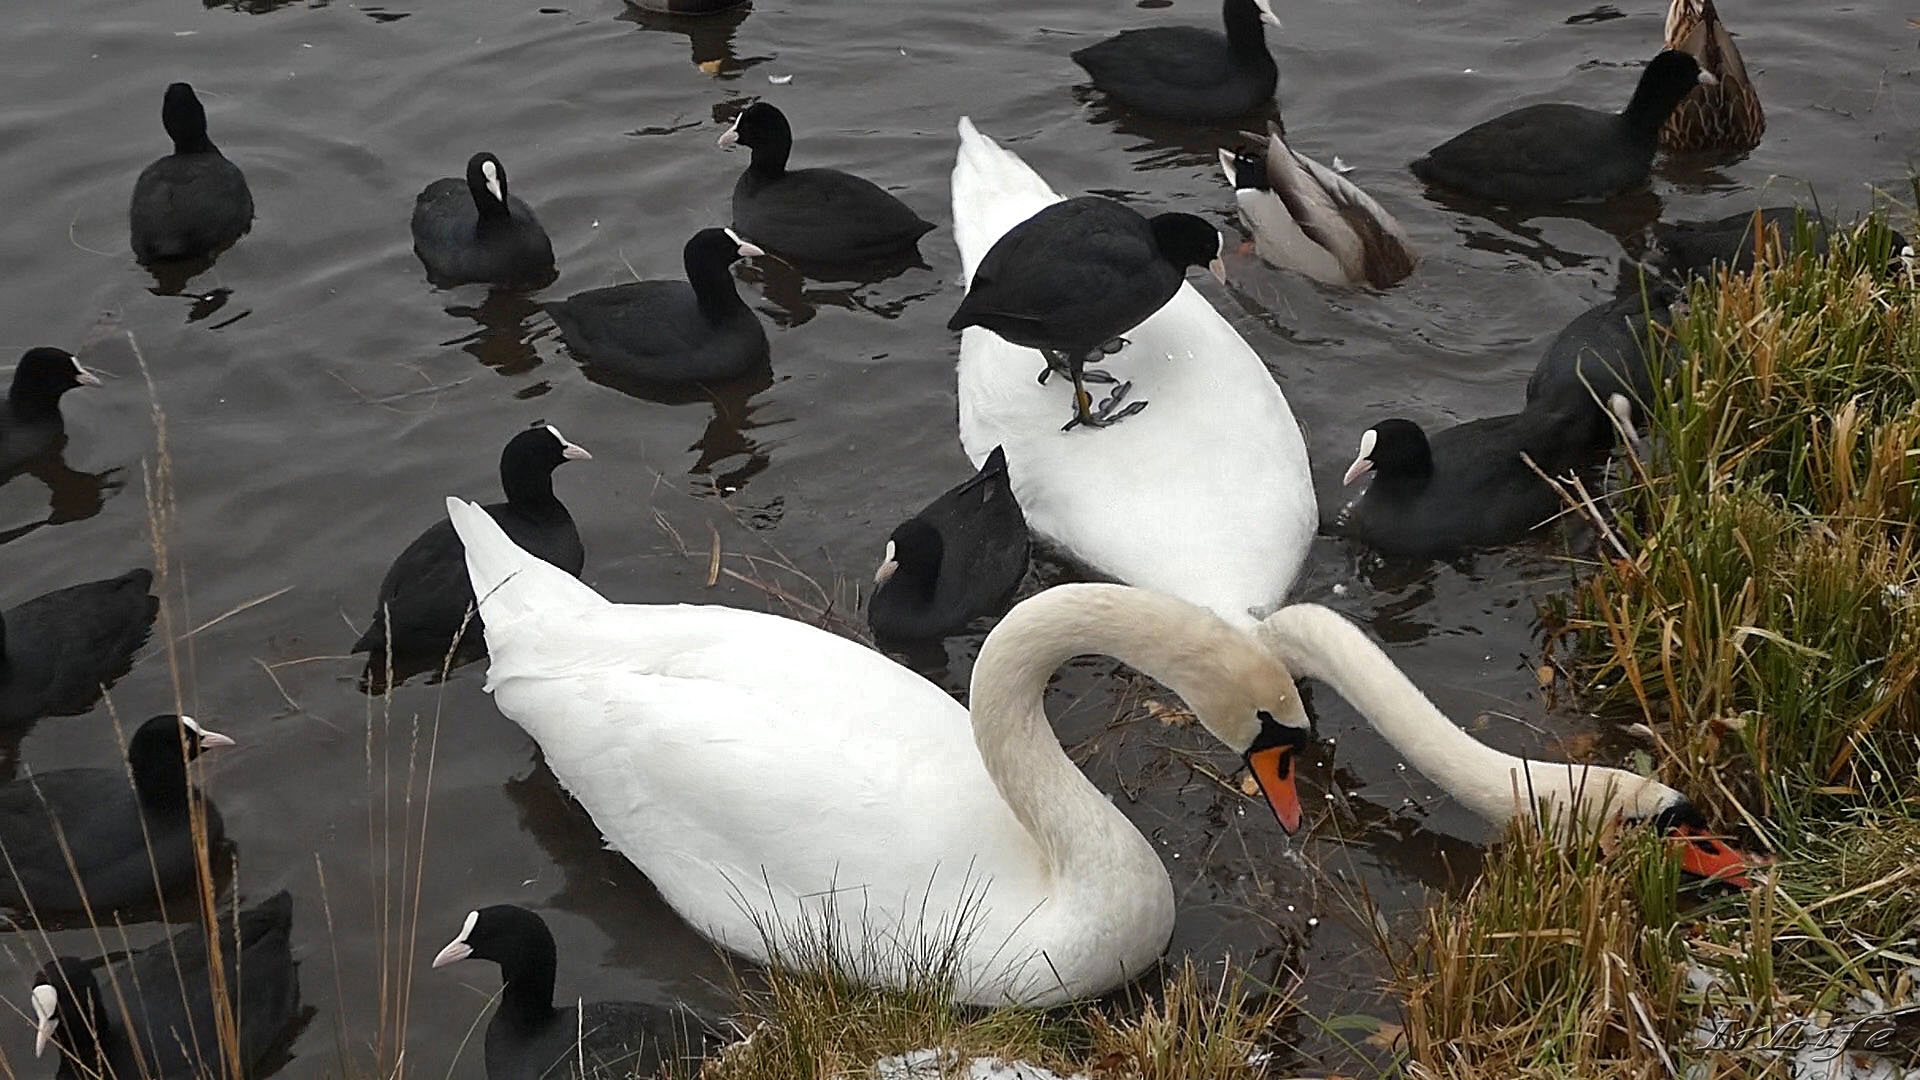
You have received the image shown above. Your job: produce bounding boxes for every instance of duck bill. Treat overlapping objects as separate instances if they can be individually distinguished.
[1245,745,1302,833]
[1672,826,1754,888]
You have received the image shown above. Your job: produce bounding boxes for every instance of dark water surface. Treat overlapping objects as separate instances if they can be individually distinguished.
[0,0,1913,1073]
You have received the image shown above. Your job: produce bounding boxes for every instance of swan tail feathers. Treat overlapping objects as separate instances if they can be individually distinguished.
[445,496,605,624]
[952,117,1061,278]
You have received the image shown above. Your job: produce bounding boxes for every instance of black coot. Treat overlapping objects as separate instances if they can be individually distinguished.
[32,891,301,1079]
[1,349,100,477]
[718,103,934,267]
[545,228,769,387]
[411,152,557,289]
[0,569,159,727]
[1526,285,1681,459]
[0,714,233,916]
[1071,0,1282,120]
[869,446,1030,642]
[129,83,254,264]
[1334,413,1584,558]
[1410,50,1711,204]
[433,904,723,1079]
[354,425,588,677]
[948,197,1224,430]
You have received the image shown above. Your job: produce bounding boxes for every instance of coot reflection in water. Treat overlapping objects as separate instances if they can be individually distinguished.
[616,3,769,78]
[0,454,124,549]
[733,251,940,330]
[444,289,548,378]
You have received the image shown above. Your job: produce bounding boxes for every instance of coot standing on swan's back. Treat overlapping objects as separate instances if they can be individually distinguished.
[1071,0,1282,121]
[129,82,254,264]
[411,152,557,289]
[718,102,935,267]
[1410,49,1713,204]
[948,196,1225,431]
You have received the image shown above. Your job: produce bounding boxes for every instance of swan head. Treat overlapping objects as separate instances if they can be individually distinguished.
[1148,212,1228,286]
[1168,623,1311,834]
[1535,766,1754,888]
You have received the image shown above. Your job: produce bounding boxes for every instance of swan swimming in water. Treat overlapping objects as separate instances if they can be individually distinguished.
[1256,604,1754,886]
[447,496,1311,1005]
[950,117,1316,629]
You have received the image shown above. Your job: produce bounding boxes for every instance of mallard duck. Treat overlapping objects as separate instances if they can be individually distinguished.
[1219,123,1415,288]
[1660,0,1764,153]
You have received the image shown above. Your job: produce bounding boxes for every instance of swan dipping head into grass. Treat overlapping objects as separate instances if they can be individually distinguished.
[447,496,1309,1005]
[1257,604,1755,887]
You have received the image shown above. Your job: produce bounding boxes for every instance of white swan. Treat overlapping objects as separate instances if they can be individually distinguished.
[1255,603,1753,886]
[446,496,1311,1006]
[951,117,1317,630]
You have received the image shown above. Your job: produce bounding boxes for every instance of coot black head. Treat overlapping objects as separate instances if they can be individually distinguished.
[1625,50,1713,135]
[500,423,591,509]
[463,152,512,220]
[161,82,215,154]
[1148,213,1228,283]
[875,518,943,598]
[682,227,765,298]
[31,958,106,1064]
[9,348,100,412]
[1225,148,1270,192]
[128,714,236,809]
[435,904,553,972]
[1343,418,1433,485]
[716,101,794,174]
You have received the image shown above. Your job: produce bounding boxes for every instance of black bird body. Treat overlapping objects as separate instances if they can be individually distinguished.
[949,197,1211,354]
[0,715,231,915]
[0,569,158,727]
[1071,0,1281,120]
[1410,50,1708,204]
[545,228,768,386]
[1,349,99,477]
[869,446,1030,642]
[1652,207,1840,277]
[33,891,301,1079]
[129,83,253,264]
[1336,413,1577,558]
[435,904,722,1080]
[412,152,557,289]
[355,426,587,668]
[1526,286,1679,457]
[720,103,934,266]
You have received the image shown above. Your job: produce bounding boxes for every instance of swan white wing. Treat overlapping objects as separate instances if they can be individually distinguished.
[478,599,1055,970]
[952,123,1317,628]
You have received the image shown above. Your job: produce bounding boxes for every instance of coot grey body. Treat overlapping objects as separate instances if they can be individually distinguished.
[1651,207,1835,277]
[1335,414,1578,558]
[354,426,588,671]
[1526,286,1680,457]
[1410,50,1711,204]
[433,905,722,1080]
[545,228,769,386]
[412,153,556,289]
[1,349,100,477]
[129,83,254,264]
[0,715,232,915]
[32,891,300,1079]
[0,569,159,727]
[1071,0,1282,120]
[947,197,1224,429]
[869,446,1030,642]
[718,103,934,266]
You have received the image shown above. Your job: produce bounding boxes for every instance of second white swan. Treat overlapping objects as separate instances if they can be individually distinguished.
[448,497,1310,1006]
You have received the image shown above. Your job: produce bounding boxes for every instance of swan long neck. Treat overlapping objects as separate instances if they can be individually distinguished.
[967,586,1226,884]
[1258,605,1541,823]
